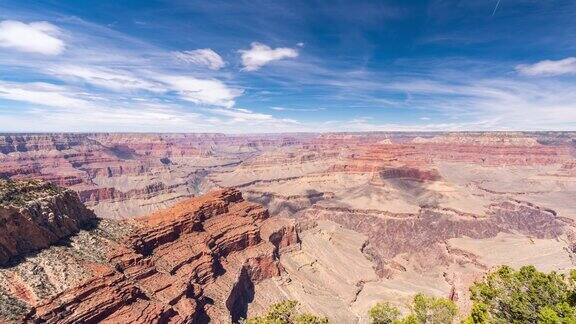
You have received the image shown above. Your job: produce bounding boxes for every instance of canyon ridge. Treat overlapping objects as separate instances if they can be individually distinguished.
[1,132,576,323]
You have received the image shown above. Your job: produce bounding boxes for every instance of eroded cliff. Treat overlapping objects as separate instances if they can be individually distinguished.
[0,186,298,323]
[2,132,576,322]
[0,180,96,266]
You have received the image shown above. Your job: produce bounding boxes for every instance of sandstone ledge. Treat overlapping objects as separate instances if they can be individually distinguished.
[20,188,298,323]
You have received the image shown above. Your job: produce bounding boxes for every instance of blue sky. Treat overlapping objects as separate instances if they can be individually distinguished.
[0,0,575,132]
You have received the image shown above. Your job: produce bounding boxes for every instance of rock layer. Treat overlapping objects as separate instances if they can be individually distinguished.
[20,188,296,323]
[2,132,576,322]
[0,180,96,266]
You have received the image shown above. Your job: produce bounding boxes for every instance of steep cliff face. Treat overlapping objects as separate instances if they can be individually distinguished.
[0,180,96,266]
[0,133,308,219]
[1,132,576,322]
[2,132,574,220]
[9,188,298,323]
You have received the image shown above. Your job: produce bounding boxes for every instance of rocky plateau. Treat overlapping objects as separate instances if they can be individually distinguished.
[1,132,576,323]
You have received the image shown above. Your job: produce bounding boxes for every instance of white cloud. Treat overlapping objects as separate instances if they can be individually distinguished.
[0,20,65,55]
[0,81,214,132]
[0,19,243,112]
[516,57,576,76]
[173,49,225,70]
[50,65,165,92]
[0,19,311,132]
[379,77,576,130]
[0,82,88,108]
[156,75,242,108]
[270,106,325,112]
[239,42,298,71]
[211,107,273,122]
[206,107,302,129]
[0,103,207,132]
[0,81,304,132]
[43,66,242,107]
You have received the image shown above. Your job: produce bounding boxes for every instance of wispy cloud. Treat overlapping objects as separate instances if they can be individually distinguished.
[379,76,576,129]
[516,57,576,76]
[49,65,165,92]
[0,18,288,131]
[155,75,242,108]
[0,104,207,132]
[239,42,298,71]
[0,18,245,107]
[173,49,225,70]
[46,65,241,108]
[270,106,325,112]
[210,107,274,122]
[0,20,65,55]
[0,81,89,108]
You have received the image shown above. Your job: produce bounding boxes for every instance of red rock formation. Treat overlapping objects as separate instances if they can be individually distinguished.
[0,133,312,218]
[76,182,177,204]
[355,140,571,168]
[0,180,96,266]
[303,200,571,277]
[2,132,574,219]
[379,167,440,181]
[24,188,298,323]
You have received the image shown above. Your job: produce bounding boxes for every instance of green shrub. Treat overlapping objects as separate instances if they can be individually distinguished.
[411,293,457,324]
[465,302,489,324]
[394,314,420,324]
[368,294,457,324]
[0,179,64,207]
[369,301,401,324]
[467,265,576,323]
[241,300,328,324]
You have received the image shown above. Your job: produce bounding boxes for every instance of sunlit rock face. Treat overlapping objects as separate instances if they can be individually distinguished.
[1,131,576,322]
[0,186,298,323]
[0,133,308,219]
[0,179,96,266]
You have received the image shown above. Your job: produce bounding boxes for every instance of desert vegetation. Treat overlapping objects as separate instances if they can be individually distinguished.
[241,300,329,324]
[245,266,576,323]
[237,266,576,324]
[367,265,576,324]
[369,294,457,324]
[0,179,64,207]
[466,265,576,323]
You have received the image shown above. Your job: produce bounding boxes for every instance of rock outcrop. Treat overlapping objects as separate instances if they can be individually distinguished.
[0,133,309,218]
[0,180,96,266]
[379,167,440,182]
[19,188,297,323]
[302,200,571,278]
[1,132,574,219]
[2,131,576,322]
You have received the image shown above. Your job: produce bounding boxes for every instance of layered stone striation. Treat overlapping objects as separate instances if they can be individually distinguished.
[0,180,96,265]
[22,188,297,323]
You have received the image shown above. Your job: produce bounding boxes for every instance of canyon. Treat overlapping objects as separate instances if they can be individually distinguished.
[1,132,576,323]
[0,182,298,323]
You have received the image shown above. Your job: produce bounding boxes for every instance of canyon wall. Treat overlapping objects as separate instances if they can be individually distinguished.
[0,184,297,323]
[0,133,306,218]
[1,132,576,322]
[0,180,95,266]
